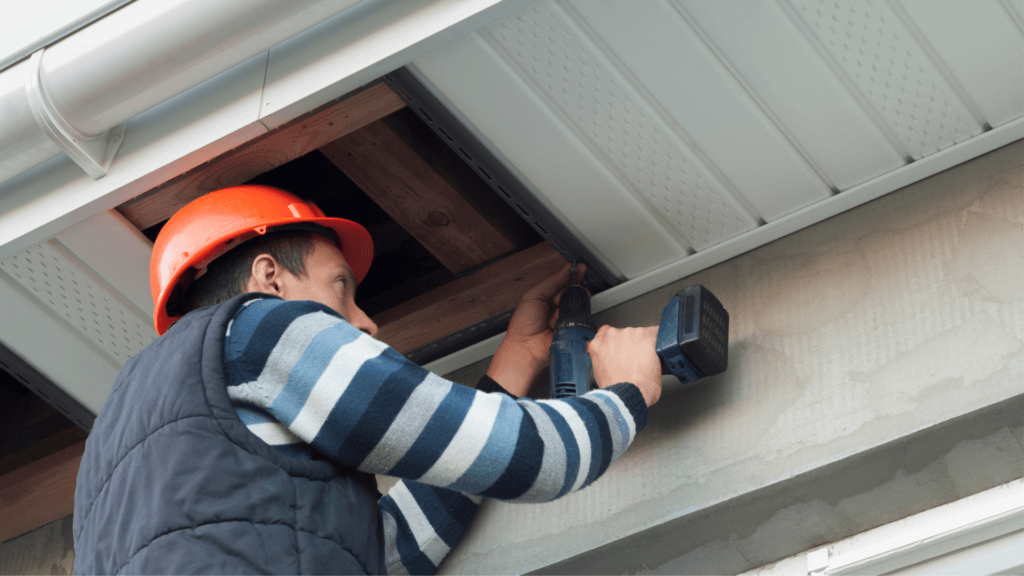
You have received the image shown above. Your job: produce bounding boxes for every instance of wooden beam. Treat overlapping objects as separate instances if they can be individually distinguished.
[0,426,87,477]
[0,441,83,543]
[373,242,565,354]
[321,120,516,274]
[118,83,406,230]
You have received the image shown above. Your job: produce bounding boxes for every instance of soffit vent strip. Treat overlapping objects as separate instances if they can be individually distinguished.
[0,342,95,431]
[406,308,515,366]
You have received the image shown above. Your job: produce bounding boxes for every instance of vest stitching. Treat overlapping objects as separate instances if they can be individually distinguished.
[79,307,228,532]
[77,414,212,531]
[75,352,147,538]
[199,304,301,576]
[78,412,321,534]
[83,298,373,573]
[115,519,355,575]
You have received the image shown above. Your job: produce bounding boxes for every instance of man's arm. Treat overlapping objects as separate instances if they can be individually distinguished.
[374,373,523,575]
[224,268,661,574]
[224,298,650,499]
[378,474,482,574]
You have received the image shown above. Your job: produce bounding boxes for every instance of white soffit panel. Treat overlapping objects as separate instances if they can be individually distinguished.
[565,0,832,223]
[482,1,758,250]
[1007,0,1024,29]
[55,209,155,316]
[900,0,1024,129]
[680,0,906,191]
[414,0,1023,281]
[0,242,155,367]
[0,271,120,414]
[782,0,984,159]
[413,33,689,278]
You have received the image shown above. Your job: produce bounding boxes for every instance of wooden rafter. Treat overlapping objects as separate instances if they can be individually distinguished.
[373,242,564,354]
[118,83,407,230]
[113,77,556,362]
[0,441,83,543]
[321,120,516,274]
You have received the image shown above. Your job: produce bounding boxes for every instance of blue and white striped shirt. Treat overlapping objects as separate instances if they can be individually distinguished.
[223,296,647,574]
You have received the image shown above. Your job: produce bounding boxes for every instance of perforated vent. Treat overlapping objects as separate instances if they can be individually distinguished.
[789,0,980,159]
[0,243,154,365]
[485,1,755,250]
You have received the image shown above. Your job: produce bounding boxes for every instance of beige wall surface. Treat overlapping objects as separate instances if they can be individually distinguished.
[440,142,1024,574]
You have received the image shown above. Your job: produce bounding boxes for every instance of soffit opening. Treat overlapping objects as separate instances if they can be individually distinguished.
[124,77,584,364]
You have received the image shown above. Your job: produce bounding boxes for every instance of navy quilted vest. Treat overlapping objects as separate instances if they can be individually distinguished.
[73,295,383,575]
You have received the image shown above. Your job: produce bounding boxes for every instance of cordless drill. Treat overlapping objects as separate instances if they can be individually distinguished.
[548,264,730,399]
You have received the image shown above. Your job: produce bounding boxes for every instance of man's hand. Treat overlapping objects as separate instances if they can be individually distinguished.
[486,262,585,397]
[590,325,662,407]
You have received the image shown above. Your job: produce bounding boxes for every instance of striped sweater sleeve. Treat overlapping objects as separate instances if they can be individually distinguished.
[224,297,648,573]
[377,480,481,575]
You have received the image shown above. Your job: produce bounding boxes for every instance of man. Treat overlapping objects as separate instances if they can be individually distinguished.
[73,185,662,575]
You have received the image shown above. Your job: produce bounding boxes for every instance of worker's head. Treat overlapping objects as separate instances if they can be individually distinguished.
[150,185,374,335]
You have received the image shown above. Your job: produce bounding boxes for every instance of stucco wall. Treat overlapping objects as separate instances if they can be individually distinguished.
[439,141,1024,574]
[0,515,74,575]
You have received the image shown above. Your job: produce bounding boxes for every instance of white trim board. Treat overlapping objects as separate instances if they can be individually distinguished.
[741,478,1024,576]
[426,120,1024,377]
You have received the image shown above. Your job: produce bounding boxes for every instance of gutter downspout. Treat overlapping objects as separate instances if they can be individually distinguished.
[0,0,363,184]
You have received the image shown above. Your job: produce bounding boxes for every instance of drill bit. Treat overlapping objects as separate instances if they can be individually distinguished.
[570,259,578,286]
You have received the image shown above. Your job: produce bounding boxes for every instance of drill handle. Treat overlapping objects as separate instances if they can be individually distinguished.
[549,326,596,398]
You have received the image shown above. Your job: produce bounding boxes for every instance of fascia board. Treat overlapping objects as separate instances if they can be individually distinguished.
[260,0,535,130]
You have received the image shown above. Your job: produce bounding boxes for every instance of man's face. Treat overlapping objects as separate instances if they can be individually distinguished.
[254,236,378,336]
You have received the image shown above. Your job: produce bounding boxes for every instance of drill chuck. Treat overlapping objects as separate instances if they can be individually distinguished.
[549,283,595,399]
[554,285,594,332]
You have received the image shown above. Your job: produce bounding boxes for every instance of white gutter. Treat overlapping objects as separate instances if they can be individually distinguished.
[0,0,531,263]
[0,0,133,72]
[0,0,364,183]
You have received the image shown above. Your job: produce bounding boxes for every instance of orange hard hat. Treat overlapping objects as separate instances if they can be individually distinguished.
[150,185,373,335]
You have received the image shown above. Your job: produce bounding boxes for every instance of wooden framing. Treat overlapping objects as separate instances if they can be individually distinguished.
[373,242,563,354]
[0,425,86,477]
[118,83,407,231]
[0,441,83,543]
[321,120,515,274]
[115,78,567,362]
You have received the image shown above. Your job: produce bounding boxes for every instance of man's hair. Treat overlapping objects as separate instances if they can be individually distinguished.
[187,232,318,311]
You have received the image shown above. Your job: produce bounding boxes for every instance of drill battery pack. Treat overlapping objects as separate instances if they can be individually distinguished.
[656,285,729,384]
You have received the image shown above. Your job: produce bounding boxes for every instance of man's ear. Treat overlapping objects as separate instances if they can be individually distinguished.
[245,254,285,296]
